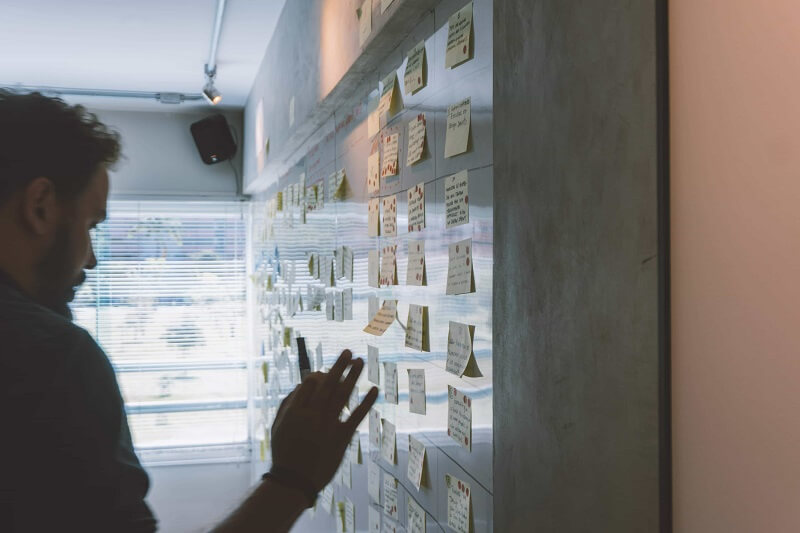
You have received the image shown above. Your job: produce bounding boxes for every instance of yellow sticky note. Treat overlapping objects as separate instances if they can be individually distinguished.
[368,198,381,237]
[407,113,427,166]
[381,133,400,178]
[404,41,427,95]
[363,300,397,336]
[444,98,471,158]
[380,244,398,286]
[446,474,472,533]
[445,2,474,69]
[381,195,397,237]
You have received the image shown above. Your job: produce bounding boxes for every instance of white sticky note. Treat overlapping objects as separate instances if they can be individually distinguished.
[369,409,382,450]
[381,418,397,465]
[382,195,397,237]
[364,300,397,336]
[446,238,475,295]
[359,0,372,47]
[381,133,399,178]
[368,293,379,321]
[315,342,323,371]
[444,98,471,158]
[445,2,473,69]
[368,345,380,385]
[380,244,397,287]
[368,198,381,237]
[326,291,335,321]
[342,246,354,281]
[378,72,400,120]
[368,460,381,504]
[408,495,426,533]
[408,369,426,415]
[381,0,394,14]
[369,505,382,532]
[406,240,426,286]
[404,41,427,95]
[447,385,472,451]
[407,184,425,232]
[407,434,426,490]
[350,431,362,464]
[382,519,399,533]
[345,499,355,533]
[406,113,427,166]
[343,288,353,320]
[321,484,334,514]
[404,304,429,352]
[368,249,380,288]
[335,290,344,322]
[446,474,471,533]
[368,150,381,194]
[383,474,399,519]
[445,170,469,228]
[383,362,398,404]
[447,321,476,377]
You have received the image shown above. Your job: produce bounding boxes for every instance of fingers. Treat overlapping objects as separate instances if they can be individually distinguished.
[291,375,320,408]
[310,350,353,408]
[342,386,379,434]
[329,358,365,413]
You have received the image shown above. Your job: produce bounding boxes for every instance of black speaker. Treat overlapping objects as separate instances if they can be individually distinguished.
[190,114,237,165]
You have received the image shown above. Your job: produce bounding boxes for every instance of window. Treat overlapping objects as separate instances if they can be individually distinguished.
[71,200,250,464]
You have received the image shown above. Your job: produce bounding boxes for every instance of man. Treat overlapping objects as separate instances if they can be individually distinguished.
[0,90,378,532]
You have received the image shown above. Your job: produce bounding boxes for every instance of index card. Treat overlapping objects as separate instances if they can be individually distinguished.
[382,194,398,237]
[404,304,430,352]
[345,499,355,533]
[407,184,426,232]
[406,113,427,166]
[381,418,397,464]
[407,368,426,415]
[380,244,398,286]
[368,150,381,194]
[445,2,473,69]
[446,474,471,533]
[404,41,427,95]
[407,434,427,490]
[359,0,372,47]
[406,240,427,286]
[369,505,382,532]
[368,198,381,237]
[321,484,334,514]
[368,460,381,504]
[408,495,426,533]
[369,408,382,450]
[381,133,400,178]
[444,98,471,158]
[368,345,380,385]
[447,385,472,451]
[446,321,480,377]
[364,300,397,336]
[445,170,469,228]
[446,238,475,295]
[383,475,399,519]
[369,249,380,288]
[383,362,398,404]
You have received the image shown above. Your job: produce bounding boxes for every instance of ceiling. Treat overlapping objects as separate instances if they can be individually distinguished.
[0,0,286,111]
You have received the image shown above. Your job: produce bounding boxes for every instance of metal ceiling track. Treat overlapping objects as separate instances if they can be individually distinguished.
[0,84,204,104]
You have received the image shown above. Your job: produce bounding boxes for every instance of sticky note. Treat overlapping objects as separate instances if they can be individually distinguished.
[407,184,425,232]
[337,501,346,533]
[381,418,397,464]
[445,170,469,228]
[404,40,427,95]
[321,484,334,514]
[368,198,381,237]
[406,113,427,166]
[359,0,372,47]
[378,72,401,121]
[345,499,355,532]
[350,432,362,464]
[335,290,344,322]
[445,2,473,69]
[408,495,426,533]
[364,300,397,336]
[368,249,380,288]
[382,519,399,533]
[383,362,398,405]
[380,244,398,286]
[369,409,382,450]
[446,321,481,377]
[383,474,399,519]
[339,446,352,487]
[447,385,472,451]
[368,345,380,384]
[408,368,426,415]
[404,304,430,352]
[369,505,382,532]
[444,98,471,158]
[381,0,394,14]
[368,150,381,194]
[446,238,475,295]
[329,168,348,201]
[368,294,379,321]
[381,133,399,178]
[315,342,323,371]
[382,195,397,237]
[342,246,354,281]
[406,240,427,286]
[407,434,427,490]
[368,460,381,504]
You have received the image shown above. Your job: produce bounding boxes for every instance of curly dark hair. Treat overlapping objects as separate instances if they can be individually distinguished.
[0,89,122,204]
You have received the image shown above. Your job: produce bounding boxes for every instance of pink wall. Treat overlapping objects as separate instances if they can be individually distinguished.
[670,1,800,531]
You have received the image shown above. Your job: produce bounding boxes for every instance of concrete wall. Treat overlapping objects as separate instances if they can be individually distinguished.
[493,1,662,531]
[670,1,800,531]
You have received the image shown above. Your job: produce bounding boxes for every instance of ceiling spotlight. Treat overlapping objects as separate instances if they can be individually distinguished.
[202,80,222,105]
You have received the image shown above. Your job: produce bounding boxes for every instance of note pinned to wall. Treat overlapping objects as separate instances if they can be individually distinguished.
[369,505,381,532]
[368,345,380,384]
[368,249,380,288]
[368,460,381,504]
[407,184,426,232]
[358,0,372,47]
[369,408,382,450]
[349,431,362,464]
[407,434,427,490]
[368,198,381,237]
[368,293,379,322]
[326,291,335,321]
[382,195,397,236]
[445,98,471,158]
[445,2,474,69]
[381,417,397,464]
[446,238,476,294]
[335,290,344,322]
[345,499,355,532]
[336,501,346,533]
[368,150,381,194]
[407,368,426,415]
[382,519,399,533]
[445,170,470,228]
[407,495,426,533]
[380,244,398,286]
[447,385,472,451]
[343,288,353,320]
[321,484,335,514]
[378,72,402,121]
[446,474,472,533]
[447,321,481,377]
[383,362,398,404]
[404,304,430,352]
[406,113,427,166]
[364,300,397,336]
[342,246,354,281]
[381,133,400,178]
[406,240,427,287]
[329,168,349,201]
[383,474,399,519]
[404,40,427,95]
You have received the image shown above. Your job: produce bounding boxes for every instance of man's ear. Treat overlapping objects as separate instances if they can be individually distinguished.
[21,177,60,235]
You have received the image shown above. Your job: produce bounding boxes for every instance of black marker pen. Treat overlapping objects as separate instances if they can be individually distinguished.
[296,337,311,381]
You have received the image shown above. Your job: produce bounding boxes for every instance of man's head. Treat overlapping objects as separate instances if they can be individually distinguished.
[0,90,120,315]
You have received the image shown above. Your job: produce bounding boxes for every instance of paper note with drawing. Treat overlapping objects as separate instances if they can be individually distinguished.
[383,362,398,405]
[404,304,429,352]
[446,474,471,533]
[380,244,397,286]
[381,133,399,178]
[406,113,426,165]
[382,195,397,237]
[404,40,427,95]
[407,184,425,232]
[445,170,469,228]
[445,98,471,158]
[446,238,475,294]
[445,2,473,68]
[407,434,426,490]
[448,385,472,451]
[408,368,426,415]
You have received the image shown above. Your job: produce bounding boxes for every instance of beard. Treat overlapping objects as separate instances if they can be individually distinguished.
[34,222,85,320]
